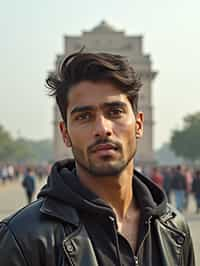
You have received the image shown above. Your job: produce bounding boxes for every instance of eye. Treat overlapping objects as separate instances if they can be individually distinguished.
[108,108,124,117]
[75,112,92,121]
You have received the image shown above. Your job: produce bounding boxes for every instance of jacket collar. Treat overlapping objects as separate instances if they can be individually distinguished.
[39,167,168,225]
[40,198,80,226]
[134,170,168,218]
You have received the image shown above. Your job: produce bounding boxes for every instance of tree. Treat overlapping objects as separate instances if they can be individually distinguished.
[170,112,200,163]
[0,124,53,163]
[0,125,34,162]
[13,138,35,162]
[155,143,184,166]
[15,138,53,162]
[0,125,15,161]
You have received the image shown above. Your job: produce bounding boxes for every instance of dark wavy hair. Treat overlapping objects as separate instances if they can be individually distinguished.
[46,51,142,123]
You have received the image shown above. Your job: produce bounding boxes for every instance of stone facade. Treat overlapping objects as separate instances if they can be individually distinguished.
[53,21,157,166]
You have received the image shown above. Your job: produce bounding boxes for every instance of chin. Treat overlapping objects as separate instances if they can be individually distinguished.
[89,162,127,177]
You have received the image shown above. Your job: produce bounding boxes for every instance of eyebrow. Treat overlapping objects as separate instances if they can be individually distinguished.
[70,105,97,116]
[102,101,127,109]
[70,101,127,116]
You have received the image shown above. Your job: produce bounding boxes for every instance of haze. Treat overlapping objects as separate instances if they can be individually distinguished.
[0,0,199,149]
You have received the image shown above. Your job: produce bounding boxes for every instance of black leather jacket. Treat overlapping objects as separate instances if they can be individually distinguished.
[0,160,195,266]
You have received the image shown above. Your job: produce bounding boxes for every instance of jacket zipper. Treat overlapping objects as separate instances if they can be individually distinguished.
[109,216,122,266]
[109,216,146,266]
[135,215,153,265]
[134,255,139,265]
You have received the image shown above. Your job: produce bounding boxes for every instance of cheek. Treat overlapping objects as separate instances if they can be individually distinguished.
[69,128,89,152]
[116,120,136,147]
[115,117,136,136]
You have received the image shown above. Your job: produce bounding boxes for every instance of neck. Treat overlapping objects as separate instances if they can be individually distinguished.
[76,160,134,221]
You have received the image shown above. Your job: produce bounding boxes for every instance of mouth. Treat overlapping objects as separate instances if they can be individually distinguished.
[91,143,118,153]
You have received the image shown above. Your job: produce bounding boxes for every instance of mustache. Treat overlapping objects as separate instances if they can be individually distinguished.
[88,138,122,153]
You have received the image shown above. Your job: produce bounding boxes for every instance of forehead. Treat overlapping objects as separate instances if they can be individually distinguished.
[67,81,130,112]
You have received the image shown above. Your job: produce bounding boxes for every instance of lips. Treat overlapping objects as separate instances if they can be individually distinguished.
[91,143,118,153]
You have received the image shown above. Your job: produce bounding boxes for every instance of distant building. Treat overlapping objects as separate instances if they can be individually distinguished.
[52,21,157,166]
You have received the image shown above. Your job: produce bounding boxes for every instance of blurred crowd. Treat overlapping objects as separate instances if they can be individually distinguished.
[147,165,200,214]
[1,162,200,214]
[0,162,51,203]
[0,163,50,183]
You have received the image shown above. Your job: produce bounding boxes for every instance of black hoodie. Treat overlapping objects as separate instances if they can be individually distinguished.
[38,159,167,219]
[38,160,167,266]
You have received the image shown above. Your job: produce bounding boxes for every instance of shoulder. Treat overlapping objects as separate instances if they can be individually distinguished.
[165,204,189,232]
[159,203,193,242]
[0,199,46,264]
[157,204,195,265]
[1,199,44,234]
[0,198,62,244]
[0,198,68,252]
[1,197,78,239]
[0,198,76,265]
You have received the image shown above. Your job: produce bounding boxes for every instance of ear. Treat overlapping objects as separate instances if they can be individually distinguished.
[135,112,144,139]
[59,121,72,147]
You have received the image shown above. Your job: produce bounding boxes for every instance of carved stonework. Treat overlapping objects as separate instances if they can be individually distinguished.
[53,21,157,166]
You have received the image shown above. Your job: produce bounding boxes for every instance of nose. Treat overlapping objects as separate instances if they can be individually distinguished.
[93,115,112,138]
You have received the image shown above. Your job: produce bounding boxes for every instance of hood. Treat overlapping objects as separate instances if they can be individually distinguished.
[38,160,167,219]
[38,159,115,217]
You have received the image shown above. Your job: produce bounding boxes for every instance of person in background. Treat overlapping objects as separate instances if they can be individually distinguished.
[151,166,164,188]
[1,165,8,184]
[22,167,36,204]
[7,164,15,181]
[183,167,193,210]
[172,165,187,212]
[192,170,200,214]
[162,166,172,203]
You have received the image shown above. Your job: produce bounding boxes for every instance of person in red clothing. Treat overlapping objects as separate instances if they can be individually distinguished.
[151,167,164,188]
[183,167,193,210]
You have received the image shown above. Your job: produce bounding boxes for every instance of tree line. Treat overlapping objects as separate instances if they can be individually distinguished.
[170,112,200,164]
[0,125,53,163]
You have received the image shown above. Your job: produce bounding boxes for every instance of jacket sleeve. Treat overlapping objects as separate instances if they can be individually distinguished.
[0,223,28,266]
[168,205,196,266]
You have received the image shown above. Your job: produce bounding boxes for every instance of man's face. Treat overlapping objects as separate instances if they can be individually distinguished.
[60,81,143,177]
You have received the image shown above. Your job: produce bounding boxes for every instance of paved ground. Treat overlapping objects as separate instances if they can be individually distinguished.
[0,179,199,264]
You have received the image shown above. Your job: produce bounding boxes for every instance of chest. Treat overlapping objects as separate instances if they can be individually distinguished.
[118,209,140,252]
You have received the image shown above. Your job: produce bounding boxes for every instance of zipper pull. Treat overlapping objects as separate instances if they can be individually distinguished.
[134,256,139,265]
[109,216,115,222]
[109,216,118,229]
[145,215,152,225]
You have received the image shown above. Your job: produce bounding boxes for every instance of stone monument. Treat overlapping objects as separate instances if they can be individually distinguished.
[52,21,157,167]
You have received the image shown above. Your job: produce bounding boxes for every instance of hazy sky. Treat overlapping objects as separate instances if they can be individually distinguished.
[0,0,199,149]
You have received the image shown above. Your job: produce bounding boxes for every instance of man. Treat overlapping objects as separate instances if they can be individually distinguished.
[22,167,36,204]
[192,170,200,214]
[0,52,195,265]
[151,166,164,188]
[162,166,173,203]
[172,165,187,212]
